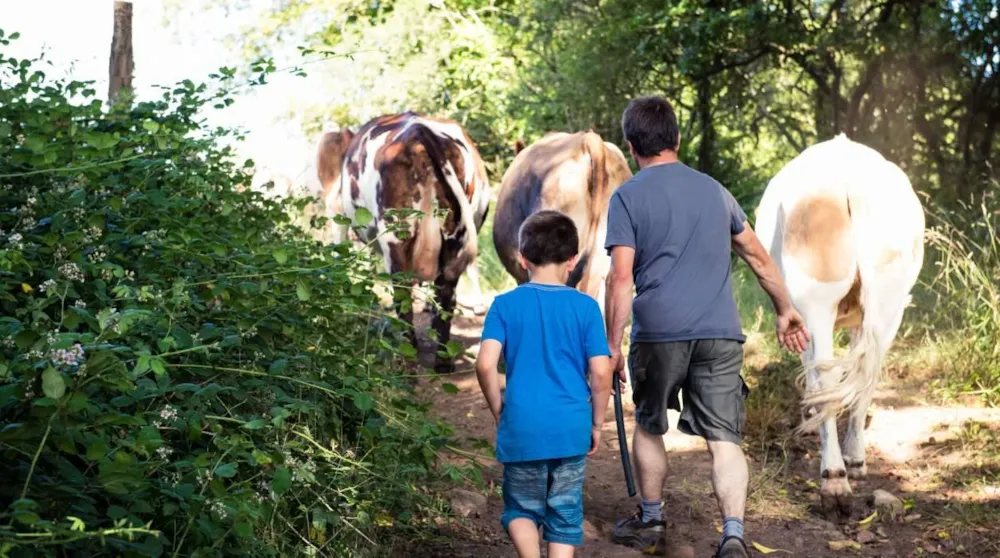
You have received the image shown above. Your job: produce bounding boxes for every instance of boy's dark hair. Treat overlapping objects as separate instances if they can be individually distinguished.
[621,96,680,157]
[518,210,579,266]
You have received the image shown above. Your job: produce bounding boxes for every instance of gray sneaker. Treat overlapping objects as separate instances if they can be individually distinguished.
[715,536,749,558]
[611,505,665,550]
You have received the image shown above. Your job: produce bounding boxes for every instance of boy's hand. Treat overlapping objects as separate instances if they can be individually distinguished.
[491,404,502,425]
[587,426,602,456]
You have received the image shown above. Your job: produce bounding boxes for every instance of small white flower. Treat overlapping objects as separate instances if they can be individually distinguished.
[74,300,87,309]
[7,233,23,246]
[87,248,107,264]
[50,343,85,367]
[156,446,173,459]
[58,263,85,282]
[209,500,228,520]
[39,279,57,293]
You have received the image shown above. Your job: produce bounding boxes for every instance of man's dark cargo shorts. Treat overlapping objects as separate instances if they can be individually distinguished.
[628,339,749,443]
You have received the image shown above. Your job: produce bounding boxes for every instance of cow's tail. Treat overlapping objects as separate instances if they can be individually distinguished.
[405,127,446,282]
[796,173,885,434]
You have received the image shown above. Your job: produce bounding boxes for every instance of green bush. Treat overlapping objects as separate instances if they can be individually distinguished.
[0,30,461,556]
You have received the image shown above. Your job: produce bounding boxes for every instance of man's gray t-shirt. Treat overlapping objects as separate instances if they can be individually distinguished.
[605,162,747,344]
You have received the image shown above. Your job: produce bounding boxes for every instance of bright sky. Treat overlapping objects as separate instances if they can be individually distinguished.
[3,0,324,185]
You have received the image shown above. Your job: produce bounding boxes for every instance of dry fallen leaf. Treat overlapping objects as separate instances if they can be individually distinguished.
[752,541,792,554]
[858,510,878,526]
[829,540,862,551]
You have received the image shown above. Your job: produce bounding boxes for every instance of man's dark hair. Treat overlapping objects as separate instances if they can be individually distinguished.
[621,96,680,157]
[518,210,579,266]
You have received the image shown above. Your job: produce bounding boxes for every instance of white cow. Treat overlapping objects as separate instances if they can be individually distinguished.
[754,134,925,518]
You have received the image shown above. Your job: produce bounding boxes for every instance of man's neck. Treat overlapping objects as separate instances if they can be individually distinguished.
[636,150,680,170]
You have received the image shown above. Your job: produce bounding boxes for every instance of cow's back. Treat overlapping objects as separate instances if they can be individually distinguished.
[493,131,631,292]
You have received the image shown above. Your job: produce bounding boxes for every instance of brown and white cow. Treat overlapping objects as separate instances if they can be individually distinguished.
[316,112,491,371]
[492,130,633,310]
[754,134,925,518]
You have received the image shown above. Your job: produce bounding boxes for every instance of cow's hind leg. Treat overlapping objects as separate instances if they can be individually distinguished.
[431,274,459,374]
[803,310,854,520]
[842,294,909,479]
[842,327,870,479]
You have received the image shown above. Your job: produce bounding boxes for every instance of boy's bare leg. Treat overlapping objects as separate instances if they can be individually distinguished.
[547,542,576,557]
[508,518,541,558]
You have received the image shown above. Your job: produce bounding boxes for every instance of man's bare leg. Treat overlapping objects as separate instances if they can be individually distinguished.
[612,425,667,548]
[707,440,749,556]
[634,425,667,500]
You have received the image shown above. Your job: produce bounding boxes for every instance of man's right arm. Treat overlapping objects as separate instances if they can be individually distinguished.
[731,222,811,353]
[731,223,793,314]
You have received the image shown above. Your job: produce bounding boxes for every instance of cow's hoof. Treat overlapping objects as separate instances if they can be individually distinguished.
[846,461,867,479]
[820,474,854,521]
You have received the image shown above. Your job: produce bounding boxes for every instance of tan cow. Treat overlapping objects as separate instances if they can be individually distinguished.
[316,112,491,372]
[754,134,925,518]
[492,130,633,309]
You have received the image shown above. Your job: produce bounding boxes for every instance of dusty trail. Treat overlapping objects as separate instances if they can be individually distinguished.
[409,306,1000,558]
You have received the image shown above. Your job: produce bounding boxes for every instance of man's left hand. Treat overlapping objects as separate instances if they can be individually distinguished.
[776,308,811,354]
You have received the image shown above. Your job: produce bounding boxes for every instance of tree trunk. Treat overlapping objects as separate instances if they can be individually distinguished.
[108,1,134,104]
[696,75,715,176]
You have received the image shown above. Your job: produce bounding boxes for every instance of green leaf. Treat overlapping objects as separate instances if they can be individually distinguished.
[142,120,160,133]
[398,343,418,359]
[354,207,374,227]
[214,463,237,478]
[107,505,128,520]
[352,391,374,412]
[23,136,45,153]
[268,359,288,374]
[251,449,272,465]
[296,281,311,301]
[42,367,66,400]
[243,419,267,430]
[272,467,292,494]
[445,340,463,358]
[442,383,460,394]
[150,358,166,376]
[235,521,253,538]
[273,249,288,264]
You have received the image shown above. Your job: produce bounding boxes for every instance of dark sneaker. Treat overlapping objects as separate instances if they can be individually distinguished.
[715,536,749,558]
[611,505,665,550]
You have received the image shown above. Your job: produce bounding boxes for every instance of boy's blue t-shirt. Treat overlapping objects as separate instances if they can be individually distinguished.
[481,283,611,463]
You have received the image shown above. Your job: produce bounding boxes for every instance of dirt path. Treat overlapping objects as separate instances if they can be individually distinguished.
[410,307,1000,558]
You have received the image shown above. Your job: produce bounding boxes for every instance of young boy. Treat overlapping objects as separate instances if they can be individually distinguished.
[475,210,614,558]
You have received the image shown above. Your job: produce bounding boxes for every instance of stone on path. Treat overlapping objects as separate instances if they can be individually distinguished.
[870,489,904,520]
[447,488,487,518]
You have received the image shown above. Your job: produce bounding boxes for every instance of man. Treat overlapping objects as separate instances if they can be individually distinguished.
[604,96,810,558]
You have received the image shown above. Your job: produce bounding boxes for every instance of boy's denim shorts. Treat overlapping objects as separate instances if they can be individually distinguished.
[500,454,587,546]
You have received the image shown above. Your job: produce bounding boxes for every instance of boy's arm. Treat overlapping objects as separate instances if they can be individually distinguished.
[476,339,504,423]
[584,299,614,455]
[588,354,613,434]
